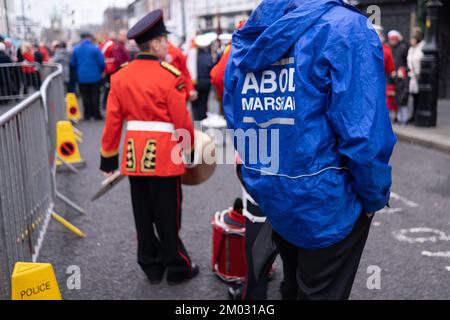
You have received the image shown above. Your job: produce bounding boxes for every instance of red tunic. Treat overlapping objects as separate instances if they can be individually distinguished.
[210,44,231,99]
[100,53,194,177]
[100,39,117,75]
[39,46,49,63]
[383,43,397,111]
[22,52,36,73]
[167,42,194,97]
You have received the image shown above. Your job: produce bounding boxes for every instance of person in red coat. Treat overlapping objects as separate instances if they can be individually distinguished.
[210,44,231,100]
[113,29,131,69]
[100,10,198,285]
[21,42,39,93]
[374,25,396,120]
[39,42,50,63]
[167,42,197,102]
[100,32,118,110]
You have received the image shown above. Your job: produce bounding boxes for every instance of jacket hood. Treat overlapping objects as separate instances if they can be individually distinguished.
[232,0,348,73]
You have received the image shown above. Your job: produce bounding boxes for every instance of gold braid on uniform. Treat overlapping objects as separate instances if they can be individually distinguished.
[160,61,181,77]
[140,139,157,173]
[125,139,137,172]
[160,62,187,91]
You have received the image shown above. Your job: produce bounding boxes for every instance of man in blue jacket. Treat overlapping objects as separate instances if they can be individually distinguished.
[223,0,396,299]
[70,32,105,120]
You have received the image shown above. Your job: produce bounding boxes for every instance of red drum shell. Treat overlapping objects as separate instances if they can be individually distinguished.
[211,209,246,283]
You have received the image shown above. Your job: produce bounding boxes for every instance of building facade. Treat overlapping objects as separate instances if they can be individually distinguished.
[103,7,128,34]
[0,0,15,37]
[167,0,261,47]
[128,0,171,28]
[15,16,40,42]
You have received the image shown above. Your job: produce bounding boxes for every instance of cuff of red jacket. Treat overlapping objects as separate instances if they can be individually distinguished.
[100,155,118,172]
[361,190,390,213]
[100,149,119,173]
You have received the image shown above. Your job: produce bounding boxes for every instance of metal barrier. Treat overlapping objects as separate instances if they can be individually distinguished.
[0,63,80,299]
[0,62,43,102]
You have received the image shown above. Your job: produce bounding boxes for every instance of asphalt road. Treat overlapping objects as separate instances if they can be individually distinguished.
[38,119,450,300]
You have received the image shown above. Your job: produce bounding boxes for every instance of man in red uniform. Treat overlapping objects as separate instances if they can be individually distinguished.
[167,42,198,101]
[114,29,131,69]
[100,32,118,110]
[209,44,230,100]
[100,9,198,285]
[210,20,245,100]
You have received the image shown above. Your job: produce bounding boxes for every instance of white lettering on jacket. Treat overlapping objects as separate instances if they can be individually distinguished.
[241,58,296,111]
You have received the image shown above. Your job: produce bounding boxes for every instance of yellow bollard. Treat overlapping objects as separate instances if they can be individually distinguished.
[66,92,81,123]
[11,262,62,300]
[51,212,86,238]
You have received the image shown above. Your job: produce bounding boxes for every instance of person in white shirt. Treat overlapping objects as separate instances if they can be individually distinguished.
[407,28,424,123]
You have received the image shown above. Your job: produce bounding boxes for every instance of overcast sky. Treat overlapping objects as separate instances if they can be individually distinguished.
[16,0,132,27]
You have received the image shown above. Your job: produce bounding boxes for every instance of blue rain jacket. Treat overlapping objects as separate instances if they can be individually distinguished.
[223,0,396,249]
[70,39,105,84]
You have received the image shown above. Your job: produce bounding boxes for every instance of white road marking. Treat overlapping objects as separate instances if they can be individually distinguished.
[373,192,417,216]
[373,222,381,227]
[422,251,450,272]
[421,251,450,259]
[378,207,403,215]
[390,192,418,208]
[393,227,450,243]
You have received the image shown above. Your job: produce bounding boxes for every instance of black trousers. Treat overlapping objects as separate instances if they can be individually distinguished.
[129,176,193,282]
[273,212,373,300]
[236,164,276,300]
[79,82,102,120]
[192,85,210,121]
[242,215,276,300]
[412,93,419,122]
[22,71,40,94]
[102,75,111,110]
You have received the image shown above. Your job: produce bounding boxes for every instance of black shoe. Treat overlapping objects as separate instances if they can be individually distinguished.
[279,280,298,300]
[228,284,243,300]
[167,264,199,285]
[144,268,165,285]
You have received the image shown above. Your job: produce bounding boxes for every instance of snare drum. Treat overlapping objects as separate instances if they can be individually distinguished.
[211,208,246,284]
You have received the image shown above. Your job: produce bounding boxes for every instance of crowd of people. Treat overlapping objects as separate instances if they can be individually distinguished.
[0,38,50,102]
[0,28,231,121]
[374,26,425,124]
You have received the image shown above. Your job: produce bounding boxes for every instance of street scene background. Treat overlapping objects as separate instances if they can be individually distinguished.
[0,0,449,300]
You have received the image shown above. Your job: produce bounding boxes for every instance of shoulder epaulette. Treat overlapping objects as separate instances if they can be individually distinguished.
[160,61,181,77]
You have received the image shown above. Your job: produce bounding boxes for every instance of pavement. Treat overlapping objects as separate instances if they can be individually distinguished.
[36,109,450,300]
[393,99,450,153]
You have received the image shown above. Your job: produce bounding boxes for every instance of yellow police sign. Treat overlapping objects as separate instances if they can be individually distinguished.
[11,262,62,300]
